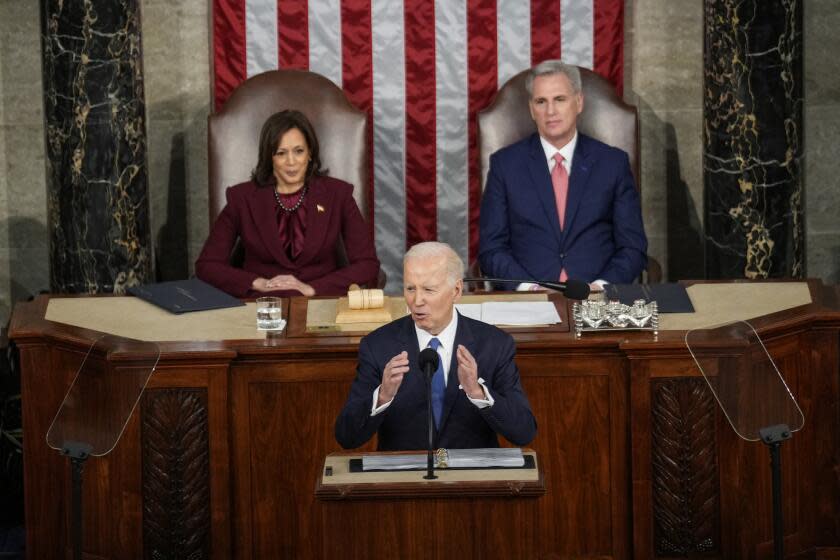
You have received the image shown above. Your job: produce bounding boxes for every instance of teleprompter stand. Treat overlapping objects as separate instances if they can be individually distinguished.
[46,335,159,560]
[759,424,792,560]
[687,321,803,560]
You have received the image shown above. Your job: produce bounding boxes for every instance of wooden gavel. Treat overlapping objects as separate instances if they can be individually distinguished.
[347,284,385,309]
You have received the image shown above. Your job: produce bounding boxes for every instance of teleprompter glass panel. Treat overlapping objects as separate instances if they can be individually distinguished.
[685,320,803,442]
[47,334,160,456]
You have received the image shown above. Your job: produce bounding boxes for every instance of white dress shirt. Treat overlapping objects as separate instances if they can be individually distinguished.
[540,131,577,175]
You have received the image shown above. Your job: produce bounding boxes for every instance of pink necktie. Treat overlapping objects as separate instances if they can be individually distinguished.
[552,153,569,282]
[551,153,568,229]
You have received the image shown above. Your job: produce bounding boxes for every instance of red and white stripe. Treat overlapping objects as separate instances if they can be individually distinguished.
[212,0,624,290]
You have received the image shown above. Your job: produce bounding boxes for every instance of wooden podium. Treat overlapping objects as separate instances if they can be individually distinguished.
[315,451,545,558]
[8,281,840,559]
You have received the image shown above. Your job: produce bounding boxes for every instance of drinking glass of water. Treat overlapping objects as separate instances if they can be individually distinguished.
[256,297,284,330]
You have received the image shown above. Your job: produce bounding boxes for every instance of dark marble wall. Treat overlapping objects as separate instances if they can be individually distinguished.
[41,0,152,293]
[703,0,804,279]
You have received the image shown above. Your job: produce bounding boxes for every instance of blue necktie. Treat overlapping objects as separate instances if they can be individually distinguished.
[428,338,445,429]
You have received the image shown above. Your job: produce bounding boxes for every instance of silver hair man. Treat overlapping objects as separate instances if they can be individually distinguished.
[403,241,464,286]
[525,59,582,97]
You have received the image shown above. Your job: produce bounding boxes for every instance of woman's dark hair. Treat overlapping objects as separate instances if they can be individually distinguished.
[251,110,327,186]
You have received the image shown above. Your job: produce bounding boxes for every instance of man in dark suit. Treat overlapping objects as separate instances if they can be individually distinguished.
[479,59,647,289]
[335,242,537,451]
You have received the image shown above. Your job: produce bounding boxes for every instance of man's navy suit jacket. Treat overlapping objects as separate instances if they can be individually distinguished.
[479,132,648,284]
[334,313,537,451]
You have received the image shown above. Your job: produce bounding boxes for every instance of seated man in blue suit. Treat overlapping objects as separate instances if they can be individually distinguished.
[479,59,647,289]
[335,242,537,451]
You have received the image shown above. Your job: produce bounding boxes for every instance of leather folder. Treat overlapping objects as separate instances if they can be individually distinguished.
[128,278,245,314]
[603,283,695,313]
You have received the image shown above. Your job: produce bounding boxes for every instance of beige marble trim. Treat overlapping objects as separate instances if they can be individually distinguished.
[306,292,549,332]
[45,298,268,342]
[658,283,811,331]
[43,283,811,342]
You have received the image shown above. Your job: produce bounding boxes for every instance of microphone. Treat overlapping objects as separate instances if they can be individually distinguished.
[462,277,591,300]
[418,348,440,379]
[418,347,440,480]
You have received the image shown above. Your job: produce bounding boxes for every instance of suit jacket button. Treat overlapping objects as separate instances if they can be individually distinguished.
[559,253,566,258]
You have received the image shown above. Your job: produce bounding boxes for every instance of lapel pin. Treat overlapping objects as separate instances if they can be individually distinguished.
[317,204,325,213]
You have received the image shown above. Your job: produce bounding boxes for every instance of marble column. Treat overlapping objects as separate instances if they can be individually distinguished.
[703,0,804,279]
[41,0,152,293]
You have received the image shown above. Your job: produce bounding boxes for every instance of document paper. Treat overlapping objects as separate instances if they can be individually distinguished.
[362,447,525,471]
[454,301,560,326]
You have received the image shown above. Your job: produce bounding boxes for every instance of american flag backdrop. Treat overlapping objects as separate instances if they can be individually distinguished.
[212,0,624,290]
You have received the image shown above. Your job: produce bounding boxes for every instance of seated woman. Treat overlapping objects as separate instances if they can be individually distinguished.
[196,110,380,297]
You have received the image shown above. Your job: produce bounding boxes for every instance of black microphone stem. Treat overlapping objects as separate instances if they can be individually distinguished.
[418,347,441,480]
[462,277,590,300]
[424,363,437,480]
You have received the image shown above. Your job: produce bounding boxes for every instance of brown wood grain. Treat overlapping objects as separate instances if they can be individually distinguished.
[8,282,840,559]
[812,329,840,545]
[650,377,718,555]
[142,388,211,560]
[318,496,541,559]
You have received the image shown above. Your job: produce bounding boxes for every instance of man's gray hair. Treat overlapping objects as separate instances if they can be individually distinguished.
[525,59,582,97]
[404,242,464,286]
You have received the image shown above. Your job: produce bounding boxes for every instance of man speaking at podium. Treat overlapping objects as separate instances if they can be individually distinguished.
[335,242,537,451]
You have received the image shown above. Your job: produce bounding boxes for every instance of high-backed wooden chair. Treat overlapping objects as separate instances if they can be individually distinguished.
[476,67,661,283]
[208,69,384,286]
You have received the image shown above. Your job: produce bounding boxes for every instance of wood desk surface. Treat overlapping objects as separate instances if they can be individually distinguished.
[15,280,822,345]
[315,450,544,500]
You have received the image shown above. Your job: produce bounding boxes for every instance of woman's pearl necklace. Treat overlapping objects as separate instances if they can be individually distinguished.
[274,184,309,212]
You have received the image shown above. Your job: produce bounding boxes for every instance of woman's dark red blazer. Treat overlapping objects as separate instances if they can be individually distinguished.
[195,176,380,297]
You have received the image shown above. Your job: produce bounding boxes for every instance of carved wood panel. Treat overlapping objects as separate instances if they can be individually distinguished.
[651,378,719,556]
[142,388,210,560]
